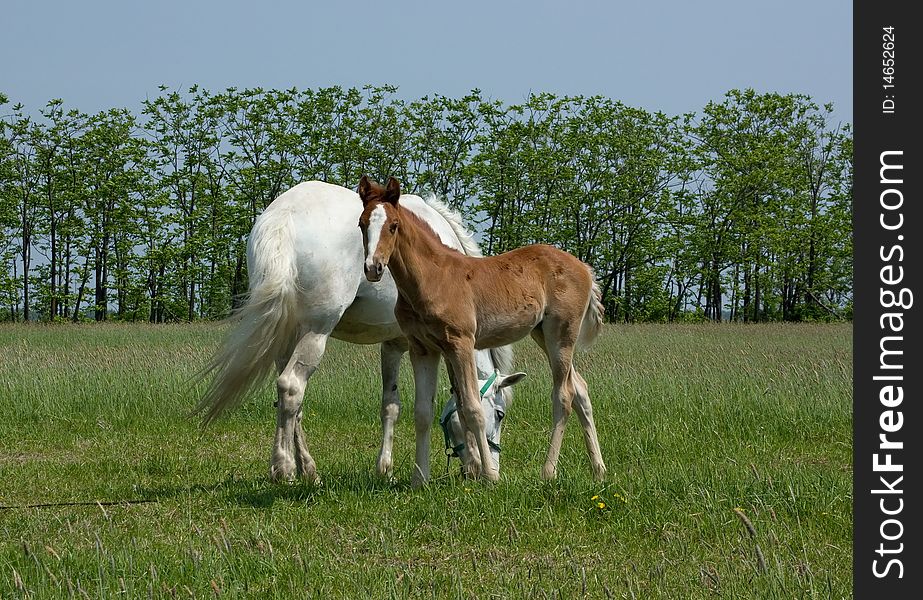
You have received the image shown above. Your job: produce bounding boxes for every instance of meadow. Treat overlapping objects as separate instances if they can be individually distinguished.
[0,323,852,598]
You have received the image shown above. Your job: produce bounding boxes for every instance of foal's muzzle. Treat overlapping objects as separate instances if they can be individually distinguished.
[364,262,384,282]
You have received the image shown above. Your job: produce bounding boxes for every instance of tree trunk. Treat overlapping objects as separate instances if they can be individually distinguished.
[188,276,196,321]
[21,199,32,322]
[63,236,71,319]
[231,249,246,311]
[742,266,751,323]
[94,245,106,321]
[49,212,57,320]
[72,254,91,322]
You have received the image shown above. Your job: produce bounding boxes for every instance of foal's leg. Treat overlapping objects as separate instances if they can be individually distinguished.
[408,344,440,488]
[570,369,607,481]
[531,325,577,480]
[443,358,482,477]
[376,338,407,479]
[445,344,500,482]
[271,331,328,483]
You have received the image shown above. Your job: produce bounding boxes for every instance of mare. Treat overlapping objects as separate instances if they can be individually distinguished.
[196,181,518,482]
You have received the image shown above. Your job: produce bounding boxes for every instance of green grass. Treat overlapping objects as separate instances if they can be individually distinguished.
[0,323,852,598]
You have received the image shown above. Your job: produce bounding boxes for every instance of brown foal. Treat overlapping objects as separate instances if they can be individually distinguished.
[358,176,606,485]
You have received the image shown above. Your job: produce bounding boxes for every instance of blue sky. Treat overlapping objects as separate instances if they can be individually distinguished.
[2,0,851,124]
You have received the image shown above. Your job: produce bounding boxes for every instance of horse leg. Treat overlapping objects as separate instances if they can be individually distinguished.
[445,344,499,482]
[532,324,577,480]
[570,369,606,480]
[443,357,481,478]
[292,408,314,480]
[408,343,440,488]
[376,337,407,479]
[271,331,328,483]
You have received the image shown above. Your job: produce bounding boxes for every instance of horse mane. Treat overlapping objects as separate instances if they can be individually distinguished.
[422,194,483,258]
[422,194,514,379]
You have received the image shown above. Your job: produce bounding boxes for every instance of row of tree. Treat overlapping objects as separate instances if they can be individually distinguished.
[0,86,852,323]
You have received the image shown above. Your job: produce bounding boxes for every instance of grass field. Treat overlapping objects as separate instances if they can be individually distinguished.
[0,322,851,598]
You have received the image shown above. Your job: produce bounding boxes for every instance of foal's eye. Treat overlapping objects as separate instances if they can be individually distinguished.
[389,222,398,233]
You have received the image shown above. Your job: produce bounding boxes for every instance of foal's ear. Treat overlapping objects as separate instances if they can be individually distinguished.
[358,175,377,204]
[384,177,401,205]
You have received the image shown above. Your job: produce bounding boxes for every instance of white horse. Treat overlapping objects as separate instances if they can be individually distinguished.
[196,181,522,482]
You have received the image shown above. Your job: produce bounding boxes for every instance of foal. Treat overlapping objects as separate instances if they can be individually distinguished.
[358,176,606,485]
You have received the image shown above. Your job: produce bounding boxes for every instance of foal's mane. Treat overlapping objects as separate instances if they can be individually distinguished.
[419,194,513,376]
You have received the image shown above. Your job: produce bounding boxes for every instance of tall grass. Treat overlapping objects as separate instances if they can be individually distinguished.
[0,323,851,598]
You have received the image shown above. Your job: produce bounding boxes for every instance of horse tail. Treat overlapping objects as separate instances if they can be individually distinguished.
[196,207,301,424]
[577,269,605,351]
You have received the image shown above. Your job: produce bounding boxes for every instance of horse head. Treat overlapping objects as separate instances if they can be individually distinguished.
[440,370,526,473]
[357,175,401,282]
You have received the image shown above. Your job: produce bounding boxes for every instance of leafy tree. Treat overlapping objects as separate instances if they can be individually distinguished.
[0,93,22,319]
[3,104,42,321]
[403,91,482,207]
[144,86,223,321]
[0,86,853,323]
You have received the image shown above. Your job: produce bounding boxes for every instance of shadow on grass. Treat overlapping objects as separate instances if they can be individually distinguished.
[136,468,427,508]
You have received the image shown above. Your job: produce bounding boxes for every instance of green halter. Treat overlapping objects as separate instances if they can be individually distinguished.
[479,370,498,397]
[440,370,503,463]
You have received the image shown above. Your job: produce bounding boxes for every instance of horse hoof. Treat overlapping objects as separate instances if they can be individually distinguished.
[269,470,296,484]
[269,460,297,483]
[541,463,558,480]
[375,458,393,480]
[376,470,396,484]
[298,467,321,485]
[483,468,500,482]
[592,464,607,482]
[463,460,482,479]
[302,474,321,486]
[375,465,397,485]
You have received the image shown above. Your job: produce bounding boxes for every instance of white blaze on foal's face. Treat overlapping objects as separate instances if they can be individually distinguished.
[363,204,388,275]
[357,175,402,282]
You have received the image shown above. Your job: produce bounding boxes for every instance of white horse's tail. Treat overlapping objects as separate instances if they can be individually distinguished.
[577,270,605,350]
[196,208,301,424]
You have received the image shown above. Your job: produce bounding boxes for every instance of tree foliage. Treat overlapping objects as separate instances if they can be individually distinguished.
[0,87,852,322]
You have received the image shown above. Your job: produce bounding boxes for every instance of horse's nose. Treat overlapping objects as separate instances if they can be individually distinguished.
[365,262,384,281]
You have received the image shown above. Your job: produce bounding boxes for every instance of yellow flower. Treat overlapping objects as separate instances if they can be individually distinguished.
[597,502,606,509]
[591,495,600,500]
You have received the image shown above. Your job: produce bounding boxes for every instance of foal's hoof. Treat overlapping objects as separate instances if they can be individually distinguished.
[592,463,608,482]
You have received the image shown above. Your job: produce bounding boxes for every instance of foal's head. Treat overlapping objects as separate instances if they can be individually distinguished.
[357,175,402,282]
